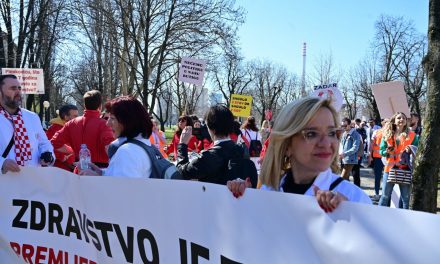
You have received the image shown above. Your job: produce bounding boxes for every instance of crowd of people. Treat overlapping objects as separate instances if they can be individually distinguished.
[0,73,423,212]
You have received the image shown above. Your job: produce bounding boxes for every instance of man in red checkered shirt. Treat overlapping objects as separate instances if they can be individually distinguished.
[0,74,54,174]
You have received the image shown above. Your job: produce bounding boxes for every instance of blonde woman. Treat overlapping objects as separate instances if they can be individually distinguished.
[228,97,371,212]
[378,112,418,209]
[260,119,271,144]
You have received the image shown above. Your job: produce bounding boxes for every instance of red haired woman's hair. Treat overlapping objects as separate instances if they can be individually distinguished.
[105,96,152,139]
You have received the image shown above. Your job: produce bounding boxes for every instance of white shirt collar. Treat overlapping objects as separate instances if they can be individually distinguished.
[214,137,232,145]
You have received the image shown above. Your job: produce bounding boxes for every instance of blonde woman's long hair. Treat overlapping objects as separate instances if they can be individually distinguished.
[382,112,409,141]
[261,120,270,130]
[260,97,340,190]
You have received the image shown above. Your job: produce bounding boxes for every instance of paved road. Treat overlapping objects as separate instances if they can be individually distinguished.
[350,167,379,204]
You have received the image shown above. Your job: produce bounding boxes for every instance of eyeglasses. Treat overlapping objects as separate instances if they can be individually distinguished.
[178,118,186,123]
[300,128,342,144]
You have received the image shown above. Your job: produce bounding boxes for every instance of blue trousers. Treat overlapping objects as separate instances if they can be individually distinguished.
[372,157,384,195]
[378,172,411,209]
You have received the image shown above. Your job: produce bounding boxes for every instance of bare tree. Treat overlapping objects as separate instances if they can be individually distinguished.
[410,0,440,213]
[69,0,244,114]
[250,60,287,123]
[174,82,206,116]
[1,0,70,118]
[278,73,300,111]
[210,45,253,106]
[373,15,427,117]
[395,34,428,115]
[310,51,341,86]
[349,54,381,120]
[374,15,411,82]
[339,83,358,120]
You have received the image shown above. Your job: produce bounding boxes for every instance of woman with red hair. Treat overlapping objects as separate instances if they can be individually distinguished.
[79,96,154,178]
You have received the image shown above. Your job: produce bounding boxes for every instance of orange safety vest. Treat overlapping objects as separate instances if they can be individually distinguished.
[371,129,383,158]
[384,131,416,172]
[149,131,168,158]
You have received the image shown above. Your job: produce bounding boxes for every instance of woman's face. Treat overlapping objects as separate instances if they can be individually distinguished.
[287,107,339,178]
[178,118,187,129]
[107,114,124,138]
[394,113,407,128]
[152,121,159,132]
[194,121,201,128]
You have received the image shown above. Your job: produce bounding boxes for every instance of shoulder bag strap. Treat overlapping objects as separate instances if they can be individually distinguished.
[329,177,345,191]
[125,138,165,160]
[125,139,176,179]
[245,129,250,139]
[2,135,14,158]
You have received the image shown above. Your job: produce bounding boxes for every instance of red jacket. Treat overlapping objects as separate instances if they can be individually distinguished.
[46,120,63,140]
[259,137,270,160]
[196,138,213,152]
[51,110,114,165]
[166,133,198,160]
[46,117,75,171]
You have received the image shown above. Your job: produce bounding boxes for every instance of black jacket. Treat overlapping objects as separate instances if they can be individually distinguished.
[176,140,244,185]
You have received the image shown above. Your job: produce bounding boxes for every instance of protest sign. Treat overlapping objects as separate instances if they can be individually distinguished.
[178,57,207,86]
[1,68,45,94]
[312,83,343,111]
[229,94,252,117]
[371,81,410,119]
[0,167,439,263]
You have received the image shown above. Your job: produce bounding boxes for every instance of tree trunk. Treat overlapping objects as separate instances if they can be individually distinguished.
[410,0,440,212]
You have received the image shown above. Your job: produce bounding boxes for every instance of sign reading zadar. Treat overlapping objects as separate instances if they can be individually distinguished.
[178,57,207,86]
[230,94,252,117]
[311,82,343,112]
[1,68,45,94]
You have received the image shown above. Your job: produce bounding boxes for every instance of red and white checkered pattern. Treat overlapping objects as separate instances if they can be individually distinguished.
[0,107,32,165]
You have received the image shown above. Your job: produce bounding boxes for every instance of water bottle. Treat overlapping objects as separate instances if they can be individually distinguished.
[79,144,91,170]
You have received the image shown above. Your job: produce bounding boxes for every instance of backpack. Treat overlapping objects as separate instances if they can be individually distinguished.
[226,146,258,188]
[246,130,262,157]
[237,141,250,159]
[121,139,182,179]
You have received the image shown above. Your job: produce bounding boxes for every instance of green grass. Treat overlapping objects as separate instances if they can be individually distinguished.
[165,127,176,145]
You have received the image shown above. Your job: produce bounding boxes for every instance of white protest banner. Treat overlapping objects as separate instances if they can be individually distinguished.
[0,167,440,263]
[311,83,343,111]
[178,57,207,86]
[371,81,410,119]
[1,68,45,94]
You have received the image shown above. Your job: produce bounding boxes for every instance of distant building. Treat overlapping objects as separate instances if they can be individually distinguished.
[209,92,223,106]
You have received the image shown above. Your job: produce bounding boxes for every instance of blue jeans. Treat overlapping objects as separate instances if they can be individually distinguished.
[372,158,384,195]
[378,172,411,209]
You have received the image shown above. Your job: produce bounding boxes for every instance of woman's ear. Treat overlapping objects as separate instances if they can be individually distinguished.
[285,146,292,158]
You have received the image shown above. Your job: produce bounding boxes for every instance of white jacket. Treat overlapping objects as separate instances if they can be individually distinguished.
[261,168,372,204]
[241,129,261,143]
[104,135,152,178]
[0,108,53,169]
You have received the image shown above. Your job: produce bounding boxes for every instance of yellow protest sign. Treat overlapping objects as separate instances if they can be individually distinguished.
[230,94,253,117]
